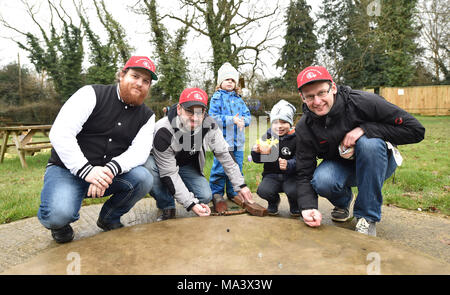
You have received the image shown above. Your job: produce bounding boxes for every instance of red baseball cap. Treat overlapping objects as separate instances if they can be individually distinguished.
[123,56,158,81]
[297,66,333,90]
[179,88,208,108]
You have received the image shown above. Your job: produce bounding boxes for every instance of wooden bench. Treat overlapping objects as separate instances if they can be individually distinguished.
[19,141,52,155]
[0,125,52,168]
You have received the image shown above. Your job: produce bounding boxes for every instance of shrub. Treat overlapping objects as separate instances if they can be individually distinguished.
[0,101,61,125]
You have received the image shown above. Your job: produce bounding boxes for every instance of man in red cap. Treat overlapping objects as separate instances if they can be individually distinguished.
[38,56,158,243]
[144,87,254,220]
[294,66,425,236]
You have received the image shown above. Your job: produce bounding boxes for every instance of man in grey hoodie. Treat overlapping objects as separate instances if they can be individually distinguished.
[144,88,253,221]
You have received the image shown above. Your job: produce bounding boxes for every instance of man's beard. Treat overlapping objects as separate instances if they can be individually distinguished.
[119,82,147,106]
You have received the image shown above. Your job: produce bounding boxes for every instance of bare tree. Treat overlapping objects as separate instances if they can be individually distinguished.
[92,0,134,64]
[417,0,450,82]
[74,0,134,84]
[138,0,190,100]
[1,0,84,103]
[164,0,280,84]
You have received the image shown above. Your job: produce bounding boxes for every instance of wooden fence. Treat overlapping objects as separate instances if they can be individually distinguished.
[375,85,450,116]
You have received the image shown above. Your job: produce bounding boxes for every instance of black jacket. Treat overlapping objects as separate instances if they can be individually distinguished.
[295,85,425,210]
[251,128,296,176]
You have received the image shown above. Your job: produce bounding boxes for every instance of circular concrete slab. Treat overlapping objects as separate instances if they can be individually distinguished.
[3,215,449,275]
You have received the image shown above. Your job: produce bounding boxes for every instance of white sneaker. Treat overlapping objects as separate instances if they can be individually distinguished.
[355,217,376,237]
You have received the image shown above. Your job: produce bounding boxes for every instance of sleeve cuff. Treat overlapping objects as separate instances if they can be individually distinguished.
[106,160,121,176]
[76,162,93,180]
[186,202,196,212]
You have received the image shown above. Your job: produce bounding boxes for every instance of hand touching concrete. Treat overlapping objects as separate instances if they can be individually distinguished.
[302,209,322,227]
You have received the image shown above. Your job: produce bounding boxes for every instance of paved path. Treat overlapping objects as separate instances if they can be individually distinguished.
[0,195,449,274]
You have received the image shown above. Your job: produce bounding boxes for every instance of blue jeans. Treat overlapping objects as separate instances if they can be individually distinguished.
[144,155,212,210]
[209,149,244,198]
[311,136,397,223]
[38,165,153,229]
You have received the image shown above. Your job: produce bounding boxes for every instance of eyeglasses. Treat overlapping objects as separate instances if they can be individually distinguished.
[182,106,206,117]
[302,84,332,102]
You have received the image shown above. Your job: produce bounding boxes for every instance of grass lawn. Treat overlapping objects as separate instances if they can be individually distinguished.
[0,115,448,224]
[381,116,449,214]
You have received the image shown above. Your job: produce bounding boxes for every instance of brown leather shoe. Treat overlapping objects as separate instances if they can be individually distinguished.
[212,194,228,213]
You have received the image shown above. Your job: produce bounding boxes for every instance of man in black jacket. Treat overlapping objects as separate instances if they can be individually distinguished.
[295,66,425,236]
[38,56,157,243]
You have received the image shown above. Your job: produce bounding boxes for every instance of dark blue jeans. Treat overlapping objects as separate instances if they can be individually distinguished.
[311,136,397,222]
[38,165,153,229]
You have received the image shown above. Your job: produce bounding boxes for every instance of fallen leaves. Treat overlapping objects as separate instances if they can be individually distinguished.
[427,206,441,213]
[416,206,441,213]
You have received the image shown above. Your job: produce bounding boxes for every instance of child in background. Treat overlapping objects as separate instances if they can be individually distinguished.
[251,100,299,216]
[209,62,251,201]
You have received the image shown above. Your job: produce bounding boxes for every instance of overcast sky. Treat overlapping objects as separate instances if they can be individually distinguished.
[0,0,321,83]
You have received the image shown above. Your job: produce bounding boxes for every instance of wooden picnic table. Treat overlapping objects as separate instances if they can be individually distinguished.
[0,125,52,168]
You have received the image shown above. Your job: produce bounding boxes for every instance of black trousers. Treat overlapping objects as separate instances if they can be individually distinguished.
[256,173,298,209]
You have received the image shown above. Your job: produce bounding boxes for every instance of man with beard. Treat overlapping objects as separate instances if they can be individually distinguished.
[144,88,254,221]
[38,56,157,243]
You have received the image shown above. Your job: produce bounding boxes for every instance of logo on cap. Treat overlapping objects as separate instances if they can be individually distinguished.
[297,66,333,90]
[123,56,158,80]
[179,87,208,107]
[134,58,154,71]
[306,72,317,79]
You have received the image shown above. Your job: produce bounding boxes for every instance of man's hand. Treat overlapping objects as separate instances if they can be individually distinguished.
[238,186,254,203]
[192,203,211,217]
[342,127,364,149]
[87,183,105,198]
[301,209,322,227]
[85,166,114,190]
[279,158,287,170]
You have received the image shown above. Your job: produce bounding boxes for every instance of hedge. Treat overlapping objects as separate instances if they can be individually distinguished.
[0,90,304,126]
